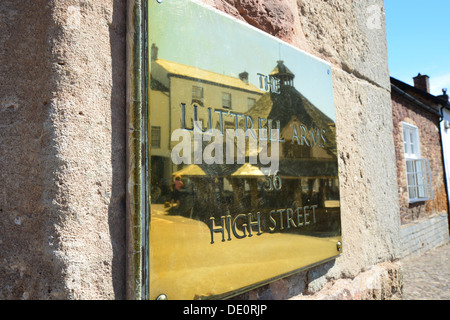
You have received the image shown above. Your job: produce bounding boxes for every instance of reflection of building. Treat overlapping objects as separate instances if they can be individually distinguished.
[149,44,263,186]
[149,50,340,235]
[245,61,339,212]
[247,61,337,157]
[391,75,450,257]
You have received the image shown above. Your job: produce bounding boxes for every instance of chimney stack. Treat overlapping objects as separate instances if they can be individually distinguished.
[413,73,430,93]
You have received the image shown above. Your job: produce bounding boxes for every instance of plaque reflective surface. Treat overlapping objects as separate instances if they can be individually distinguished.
[147,0,341,300]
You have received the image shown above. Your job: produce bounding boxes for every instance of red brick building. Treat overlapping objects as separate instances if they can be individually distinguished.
[391,75,450,257]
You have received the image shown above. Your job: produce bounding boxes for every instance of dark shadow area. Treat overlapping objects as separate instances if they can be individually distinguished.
[108,0,128,299]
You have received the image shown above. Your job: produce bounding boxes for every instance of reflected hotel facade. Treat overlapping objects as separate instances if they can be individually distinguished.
[150,44,339,229]
[149,30,341,298]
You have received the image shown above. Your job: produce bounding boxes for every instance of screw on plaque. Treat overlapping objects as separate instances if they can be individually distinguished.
[156,294,168,300]
[336,241,342,252]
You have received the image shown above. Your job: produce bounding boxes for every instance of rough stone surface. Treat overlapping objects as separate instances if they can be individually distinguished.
[1,0,127,299]
[0,0,64,300]
[1,0,401,299]
[290,261,402,300]
[204,1,292,32]
[298,0,390,90]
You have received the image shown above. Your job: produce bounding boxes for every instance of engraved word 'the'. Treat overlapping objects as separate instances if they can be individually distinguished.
[257,73,280,94]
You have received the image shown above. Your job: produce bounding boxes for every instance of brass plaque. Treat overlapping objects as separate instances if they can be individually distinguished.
[148,0,341,300]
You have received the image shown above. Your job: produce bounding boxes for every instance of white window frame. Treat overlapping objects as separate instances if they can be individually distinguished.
[401,122,433,202]
[402,122,420,159]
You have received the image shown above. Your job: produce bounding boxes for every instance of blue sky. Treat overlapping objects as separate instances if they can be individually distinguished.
[385,0,450,95]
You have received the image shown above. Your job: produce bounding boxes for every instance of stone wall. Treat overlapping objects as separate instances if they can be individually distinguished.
[400,213,449,258]
[0,0,127,299]
[0,0,402,299]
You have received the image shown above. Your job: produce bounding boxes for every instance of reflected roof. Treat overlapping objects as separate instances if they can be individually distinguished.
[155,59,264,94]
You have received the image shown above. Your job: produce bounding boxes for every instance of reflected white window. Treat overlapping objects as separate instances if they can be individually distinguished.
[151,126,161,148]
[192,86,204,105]
[402,122,432,202]
[248,98,256,110]
[222,92,232,109]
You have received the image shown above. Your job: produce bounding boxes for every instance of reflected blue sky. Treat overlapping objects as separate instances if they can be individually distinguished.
[148,0,336,121]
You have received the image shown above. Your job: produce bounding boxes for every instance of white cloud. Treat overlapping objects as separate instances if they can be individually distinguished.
[430,73,450,96]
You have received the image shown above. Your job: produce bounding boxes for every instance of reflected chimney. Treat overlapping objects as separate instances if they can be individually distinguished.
[239,71,249,84]
[413,73,430,93]
[151,43,158,60]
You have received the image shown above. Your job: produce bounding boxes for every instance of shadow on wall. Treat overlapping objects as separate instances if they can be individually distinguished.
[108,0,127,299]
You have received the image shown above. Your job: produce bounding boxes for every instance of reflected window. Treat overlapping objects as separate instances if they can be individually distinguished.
[192,86,204,105]
[151,126,161,148]
[283,143,311,159]
[222,92,232,109]
[248,98,256,110]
